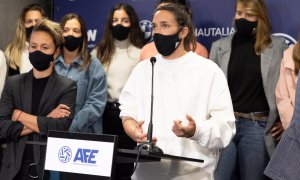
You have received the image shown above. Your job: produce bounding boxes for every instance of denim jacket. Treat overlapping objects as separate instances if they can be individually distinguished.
[55,55,107,134]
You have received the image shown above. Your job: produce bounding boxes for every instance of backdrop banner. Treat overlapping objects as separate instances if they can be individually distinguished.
[54,0,300,52]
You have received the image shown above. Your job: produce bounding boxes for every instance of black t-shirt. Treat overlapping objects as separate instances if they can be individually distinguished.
[23,75,49,161]
[227,33,269,113]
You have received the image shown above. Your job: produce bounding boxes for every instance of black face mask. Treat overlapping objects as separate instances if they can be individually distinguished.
[29,50,54,71]
[112,24,130,41]
[26,26,34,39]
[64,35,83,52]
[153,32,181,56]
[235,18,257,35]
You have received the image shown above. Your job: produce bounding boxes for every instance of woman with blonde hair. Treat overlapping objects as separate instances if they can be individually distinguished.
[210,0,287,179]
[5,3,46,76]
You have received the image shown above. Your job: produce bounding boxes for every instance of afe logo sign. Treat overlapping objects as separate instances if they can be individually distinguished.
[73,148,99,164]
[58,147,99,165]
[58,146,72,163]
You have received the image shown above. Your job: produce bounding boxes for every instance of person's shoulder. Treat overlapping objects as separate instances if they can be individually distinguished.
[284,44,294,55]
[141,41,155,51]
[90,56,102,66]
[212,34,234,45]
[281,45,295,65]
[0,50,6,66]
[187,52,225,76]
[7,71,30,87]
[189,52,218,66]
[55,72,76,87]
[140,41,157,60]
[195,41,208,58]
[270,35,287,46]
[86,57,105,76]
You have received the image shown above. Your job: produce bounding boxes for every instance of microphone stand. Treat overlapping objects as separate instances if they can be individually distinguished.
[136,57,163,154]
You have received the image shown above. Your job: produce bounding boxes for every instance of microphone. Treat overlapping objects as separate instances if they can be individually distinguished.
[136,57,163,154]
[147,57,156,144]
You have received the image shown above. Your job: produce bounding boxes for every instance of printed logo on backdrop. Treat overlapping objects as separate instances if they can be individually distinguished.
[195,27,235,37]
[58,146,72,163]
[58,146,99,166]
[87,29,98,49]
[272,33,297,47]
[140,20,153,42]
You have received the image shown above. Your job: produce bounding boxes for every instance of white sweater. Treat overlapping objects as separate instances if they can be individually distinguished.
[20,43,33,73]
[92,39,141,102]
[119,52,236,178]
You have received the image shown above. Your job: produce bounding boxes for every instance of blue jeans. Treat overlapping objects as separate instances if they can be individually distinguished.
[214,117,271,180]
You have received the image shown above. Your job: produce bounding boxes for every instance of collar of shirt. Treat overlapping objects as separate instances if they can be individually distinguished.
[55,55,83,68]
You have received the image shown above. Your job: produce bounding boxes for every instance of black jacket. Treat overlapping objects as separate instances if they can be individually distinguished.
[0,70,77,180]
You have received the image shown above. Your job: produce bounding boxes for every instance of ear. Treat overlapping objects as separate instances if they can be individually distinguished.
[179,26,189,39]
[53,48,60,60]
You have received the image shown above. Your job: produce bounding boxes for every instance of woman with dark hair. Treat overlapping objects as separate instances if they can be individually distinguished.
[91,3,145,180]
[120,3,235,179]
[210,0,288,179]
[0,19,77,180]
[5,3,47,76]
[140,0,208,60]
[54,13,107,135]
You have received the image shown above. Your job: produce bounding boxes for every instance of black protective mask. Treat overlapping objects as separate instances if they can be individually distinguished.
[64,35,83,51]
[153,32,181,56]
[235,18,257,35]
[29,50,54,71]
[112,24,130,41]
[26,26,34,39]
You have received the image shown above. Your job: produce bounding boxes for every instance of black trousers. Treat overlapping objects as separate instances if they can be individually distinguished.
[103,102,136,180]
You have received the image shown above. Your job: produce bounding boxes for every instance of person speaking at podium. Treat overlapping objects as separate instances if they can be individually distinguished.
[119,3,236,180]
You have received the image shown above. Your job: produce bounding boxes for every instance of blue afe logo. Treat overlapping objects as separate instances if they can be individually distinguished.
[73,148,99,164]
[273,33,297,47]
[58,146,72,163]
[139,20,153,42]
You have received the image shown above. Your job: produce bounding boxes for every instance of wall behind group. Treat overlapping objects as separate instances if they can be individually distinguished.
[0,0,53,51]
[54,0,300,53]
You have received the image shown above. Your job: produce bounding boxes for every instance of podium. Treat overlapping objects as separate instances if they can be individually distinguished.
[44,131,204,180]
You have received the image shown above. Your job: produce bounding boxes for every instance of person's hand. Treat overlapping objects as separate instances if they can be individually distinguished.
[12,109,22,121]
[172,115,196,138]
[132,120,158,144]
[270,121,284,142]
[47,104,70,118]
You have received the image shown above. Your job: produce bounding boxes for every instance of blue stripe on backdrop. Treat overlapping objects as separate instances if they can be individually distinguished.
[53,0,300,52]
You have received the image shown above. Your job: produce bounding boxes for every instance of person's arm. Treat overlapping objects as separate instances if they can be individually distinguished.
[275,52,294,130]
[69,63,107,133]
[0,78,26,141]
[12,81,76,135]
[36,81,77,136]
[189,68,236,149]
[122,117,149,143]
[20,126,34,136]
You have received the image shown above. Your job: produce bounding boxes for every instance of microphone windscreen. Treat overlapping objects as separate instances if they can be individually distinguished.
[150,57,156,64]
